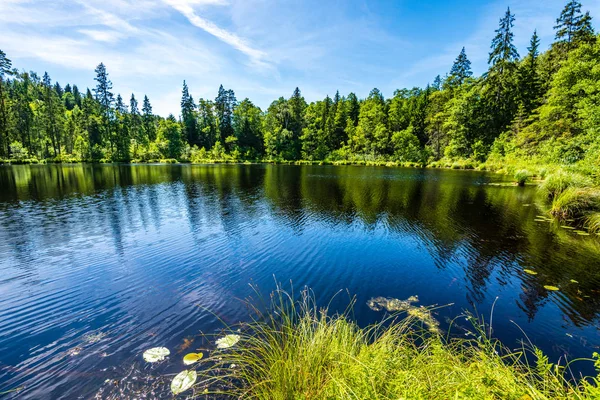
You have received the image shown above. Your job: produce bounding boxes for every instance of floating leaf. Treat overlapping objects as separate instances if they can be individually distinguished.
[171,370,197,395]
[216,334,240,349]
[544,285,560,291]
[143,347,170,363]
[523,269,538,275]
[183,352,203,365]
[570,279,579,284]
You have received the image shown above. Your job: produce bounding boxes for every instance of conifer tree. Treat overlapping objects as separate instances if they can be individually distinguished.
[93,63,114,148]
[518,30,542,114]
[489,7,519,73]
[215,84,236,147]
[448,47,473,87]
[180,80,198,144]
[142,95,156,142]
[0,49,12,157]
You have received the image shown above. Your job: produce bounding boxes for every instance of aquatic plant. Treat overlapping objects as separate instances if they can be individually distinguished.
[215,334,240,349]
[171,370,197,395]
[183,352,203,365]
[191,286,600,399]
[142,347,170,363]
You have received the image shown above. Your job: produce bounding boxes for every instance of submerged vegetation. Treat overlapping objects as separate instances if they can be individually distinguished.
[158,288,600,399]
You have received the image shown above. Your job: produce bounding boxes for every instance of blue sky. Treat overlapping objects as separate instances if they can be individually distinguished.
[1,0,598,116]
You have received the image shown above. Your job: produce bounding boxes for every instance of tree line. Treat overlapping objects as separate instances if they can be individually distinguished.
[0,1,598,170]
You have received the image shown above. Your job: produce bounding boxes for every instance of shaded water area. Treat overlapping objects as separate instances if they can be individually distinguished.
[1,163,600,398]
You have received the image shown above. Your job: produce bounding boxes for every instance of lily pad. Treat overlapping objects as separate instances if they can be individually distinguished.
[183,352,203,365]
[171,370,197,395]
[143,347,170,363]
[544,285,560,291]
[216,334,241,349]
[523,269,538,275]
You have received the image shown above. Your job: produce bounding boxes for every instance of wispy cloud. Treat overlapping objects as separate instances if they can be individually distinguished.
[164,0,269,69]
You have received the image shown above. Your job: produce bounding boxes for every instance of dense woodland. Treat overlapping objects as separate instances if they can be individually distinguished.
[0,1,599,175]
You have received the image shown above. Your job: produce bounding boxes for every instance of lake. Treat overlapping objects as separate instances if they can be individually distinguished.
[1,163,600,398]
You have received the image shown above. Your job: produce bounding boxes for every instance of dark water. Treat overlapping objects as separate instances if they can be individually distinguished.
[1,164,600,398]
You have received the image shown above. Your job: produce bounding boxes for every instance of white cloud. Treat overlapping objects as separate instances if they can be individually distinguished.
[79,29,124,43]
[163,0,270,69]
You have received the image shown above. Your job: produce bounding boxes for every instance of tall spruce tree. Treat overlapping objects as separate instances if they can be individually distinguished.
[518,30,542,114]
[142,95,156,142]
[215,85,236,147]
[554,0,595,50]
[0,50,12,157]
[288,87,306,159]
[93,63,114,149]
[180,80,198,145]
[489,7,520,72]
[448,47,473,87]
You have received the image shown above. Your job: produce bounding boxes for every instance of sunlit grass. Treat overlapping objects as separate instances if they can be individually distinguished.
[550,188,600,220]
[194,287,600,399]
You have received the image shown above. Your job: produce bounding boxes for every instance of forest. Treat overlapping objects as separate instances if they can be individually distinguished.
[0,0,598,178]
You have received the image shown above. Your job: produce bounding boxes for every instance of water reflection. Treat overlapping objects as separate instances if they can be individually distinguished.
[0,164,600,398]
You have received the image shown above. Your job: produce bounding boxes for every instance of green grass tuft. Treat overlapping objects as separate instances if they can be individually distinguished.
[194,287,600,399]
[550,188,600,220]
[539,171,593,200]
[514,169,531,186]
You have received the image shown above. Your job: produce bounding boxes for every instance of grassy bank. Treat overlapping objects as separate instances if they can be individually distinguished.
[187,289,600,399]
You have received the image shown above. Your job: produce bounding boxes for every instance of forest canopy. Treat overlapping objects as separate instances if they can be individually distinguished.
[0,1,598,174]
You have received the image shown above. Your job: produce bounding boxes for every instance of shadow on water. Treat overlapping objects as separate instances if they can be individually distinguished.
[1,163,600,398]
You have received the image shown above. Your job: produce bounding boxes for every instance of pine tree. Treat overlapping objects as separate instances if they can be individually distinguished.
[181,80,198,145]
[555,1,595,51]
[72,85,82,108]
[346,92,360,126]
[42,72,62,156]
[489,7,520,72]
[129,93,145,156]
[114,94,130,160]
[215,85,236,147]
[93,63,114,149]
[288,87,306,159]
[518,30,542,114]
[142,95,156,142]
[448,47,473,87]
[0,49,12,157]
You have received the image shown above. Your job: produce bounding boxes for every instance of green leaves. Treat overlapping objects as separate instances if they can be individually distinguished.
[183,352,203,365]
[171,370,197,395]
[143,347,170,363]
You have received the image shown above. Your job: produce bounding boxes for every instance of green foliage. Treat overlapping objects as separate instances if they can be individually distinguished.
[0,5,597,172]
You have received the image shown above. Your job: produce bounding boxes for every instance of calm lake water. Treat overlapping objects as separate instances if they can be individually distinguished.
[1,164,600,398]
